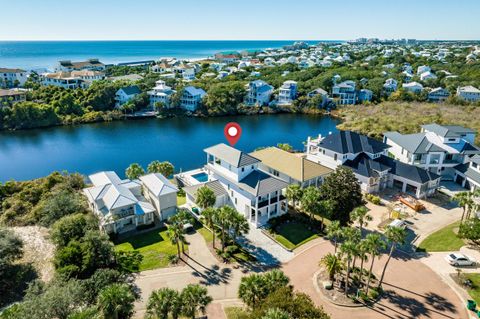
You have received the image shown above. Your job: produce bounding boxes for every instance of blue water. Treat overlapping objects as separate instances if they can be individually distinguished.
[0,40,329,70]
[0,114,339,182]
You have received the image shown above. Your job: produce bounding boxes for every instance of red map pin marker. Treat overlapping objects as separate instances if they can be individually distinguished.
[224,122,242,146]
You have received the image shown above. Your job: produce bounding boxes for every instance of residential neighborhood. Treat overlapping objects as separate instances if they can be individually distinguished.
[2,6,480,318]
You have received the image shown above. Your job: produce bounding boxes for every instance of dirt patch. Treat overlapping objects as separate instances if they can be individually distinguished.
[11,226,56,282]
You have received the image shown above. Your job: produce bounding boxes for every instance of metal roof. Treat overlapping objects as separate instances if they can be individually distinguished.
[204,143,260,168]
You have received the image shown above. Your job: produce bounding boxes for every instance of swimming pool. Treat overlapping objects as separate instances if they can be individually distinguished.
[192,172,209,183]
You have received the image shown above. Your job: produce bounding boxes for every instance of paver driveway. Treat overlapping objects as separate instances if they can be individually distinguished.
[282,240,469,319]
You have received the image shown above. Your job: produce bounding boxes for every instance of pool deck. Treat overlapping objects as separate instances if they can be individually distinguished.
[174,167,208,187]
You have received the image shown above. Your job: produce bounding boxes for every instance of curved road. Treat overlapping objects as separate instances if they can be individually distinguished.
[134,232,469,319]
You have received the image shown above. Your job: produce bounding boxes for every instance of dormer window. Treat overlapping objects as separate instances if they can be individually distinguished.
[334,154,338,161]
[241,167,245,172]
[473,163,478,169]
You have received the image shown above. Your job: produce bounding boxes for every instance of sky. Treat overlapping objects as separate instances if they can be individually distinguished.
[0,0,479,41]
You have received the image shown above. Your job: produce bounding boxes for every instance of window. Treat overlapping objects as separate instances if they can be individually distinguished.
[241,167,244,172]
[448,138,456,142]
[334,154,338,161]
[473,163,478,169]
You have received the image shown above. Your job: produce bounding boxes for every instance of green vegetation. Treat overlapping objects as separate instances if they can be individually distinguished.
[114,227,180,271]
[225,307,250,319]
[237,270,330,319]
[336,102,480,144]
[146,284,212,319]
[270,222,319,250]
[465,273,480,306]
[0,172,88,227]
[417,221,465,252]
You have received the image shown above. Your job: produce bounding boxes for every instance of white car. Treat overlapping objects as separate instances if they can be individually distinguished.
[445,253,476,267]
[388,219,407,229]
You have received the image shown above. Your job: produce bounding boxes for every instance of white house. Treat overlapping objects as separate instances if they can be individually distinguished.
[402,82,423,94]
[383,124,480,180]
[417,65,431,75]
[428,87,449,102]
[0,68,28,88]
[420,71,437,81]
[250,147,332,188]
[183,144,289,227]
[457,86,480,103]
[306,131,441,198]
[83,171,156,234]
[139,173,178,221]
[383,78,398,94]
[277,80,298,105]
[56,59,105,72]
[454,155,480,192]
[148,80,176,108]
[115,86,141,108]
[180,86,206,111]
[41,70,105,89]
[332,80,356,105]
[244,80,273,106]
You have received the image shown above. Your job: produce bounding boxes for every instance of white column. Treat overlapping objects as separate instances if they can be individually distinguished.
[267,193,271,220]
[255,198,259,226]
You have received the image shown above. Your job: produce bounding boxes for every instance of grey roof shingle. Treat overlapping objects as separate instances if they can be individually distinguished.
[342,153,391,178]
[204,143,260,168]
[183,180,227,200]
[421,124,475,138]
[238,170,289,197]
[319,131,390,155]
[384,132,445,154]
[120,85,141,95]
[377,156,440,184]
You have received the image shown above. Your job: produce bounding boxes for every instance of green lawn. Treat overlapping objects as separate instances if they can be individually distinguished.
[465,273,480,306]
[177,194,186,206]
[114,228,181,271]
[270,222,320,250]
[224,307,249,319]
[417,221,465,252]
[197,226,213,244]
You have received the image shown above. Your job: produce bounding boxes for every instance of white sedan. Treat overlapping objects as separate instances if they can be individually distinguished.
[445,253,476,267]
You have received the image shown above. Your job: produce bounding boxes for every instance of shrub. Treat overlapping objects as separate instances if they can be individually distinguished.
[365,194,381,205]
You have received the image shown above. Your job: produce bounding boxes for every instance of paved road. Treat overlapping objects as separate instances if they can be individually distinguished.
[133,231,261,318]
[282,240,470,319]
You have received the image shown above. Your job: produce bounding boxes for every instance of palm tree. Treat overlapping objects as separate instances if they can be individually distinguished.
[351,206,372,235]
[378,226,407,288]
[326,221,342,254]
[341,226,361,270]
[147,160,175,177]
[263,269,290,293]
[364,233,386,294]
[356,239,369,288]
[261,308,292,319]
[340,240,356,296]
[201,207,218,249]
[453,191,472,225]
[285,184,303,208]
[230,212,250,243]
[180,284,213,319]
[300,186,322,221]
[238,274,267,308]
[97,284,135,319]
[320,253,343,282]
[146,287,181,319]
[166,222,185,258]
[195,186,216,209]
[125,163,145,180]
[217,205,237,252]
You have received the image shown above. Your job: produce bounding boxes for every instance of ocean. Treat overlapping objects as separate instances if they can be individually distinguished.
[0,40,332,70]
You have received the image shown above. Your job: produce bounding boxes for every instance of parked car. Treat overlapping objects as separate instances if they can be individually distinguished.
[388,219,407,229]
[445,253,476,267]
[183,222,194,233]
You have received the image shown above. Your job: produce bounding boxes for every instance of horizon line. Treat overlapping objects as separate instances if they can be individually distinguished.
[1,38,480,42]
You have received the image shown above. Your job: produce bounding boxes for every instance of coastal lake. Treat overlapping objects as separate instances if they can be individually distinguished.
[0,114,339,182]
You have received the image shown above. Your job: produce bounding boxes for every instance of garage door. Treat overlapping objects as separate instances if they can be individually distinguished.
[405,184,418,195]
[393,179,404,190]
